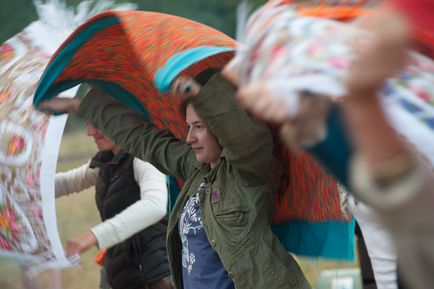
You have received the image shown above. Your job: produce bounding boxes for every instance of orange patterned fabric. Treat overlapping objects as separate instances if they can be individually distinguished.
[273,150,343,224]
[39,10,347,224]
[52,10,236,137]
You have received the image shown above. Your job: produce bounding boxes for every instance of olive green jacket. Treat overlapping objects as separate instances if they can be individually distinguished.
[77,74,311,289]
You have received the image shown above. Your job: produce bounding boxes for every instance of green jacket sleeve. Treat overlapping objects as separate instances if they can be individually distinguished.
[191,73,273,184]
[76,89,196,180]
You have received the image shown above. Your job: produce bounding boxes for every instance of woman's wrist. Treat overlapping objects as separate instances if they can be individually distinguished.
[368,152,415,188]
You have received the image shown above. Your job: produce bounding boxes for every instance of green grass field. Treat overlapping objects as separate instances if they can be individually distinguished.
[0,130,359,289]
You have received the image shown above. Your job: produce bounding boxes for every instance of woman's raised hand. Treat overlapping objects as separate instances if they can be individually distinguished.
[38,98,81,114]
[170,76,201,99]
[346,6,411,99]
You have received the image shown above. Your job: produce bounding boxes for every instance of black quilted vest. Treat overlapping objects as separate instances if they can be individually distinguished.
[90,150,170,289]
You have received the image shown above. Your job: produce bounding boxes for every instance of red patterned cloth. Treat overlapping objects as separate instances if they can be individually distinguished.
[46,10,236,138]
[35,9,347,225]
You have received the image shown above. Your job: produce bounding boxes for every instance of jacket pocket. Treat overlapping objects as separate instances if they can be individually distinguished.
[215,208,248,226]
[214,208,249,242]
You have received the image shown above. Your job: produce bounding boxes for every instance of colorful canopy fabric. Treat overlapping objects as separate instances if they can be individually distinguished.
[33,10,237,138]
[33,9,355,260]
[33,7,349,220]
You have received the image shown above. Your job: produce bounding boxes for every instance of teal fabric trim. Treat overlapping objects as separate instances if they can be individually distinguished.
[90,80,150,119]
[42,79,150,119]
[166,176,181,215]
[272,218,356,261]
[281,108,356,261]
[33,16,120,108]
[154,46,235,93]
[307,105,352,188]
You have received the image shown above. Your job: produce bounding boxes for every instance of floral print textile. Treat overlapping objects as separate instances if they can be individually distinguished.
[0,31,71,271]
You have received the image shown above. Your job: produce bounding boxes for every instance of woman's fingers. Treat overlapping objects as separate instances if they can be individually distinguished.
[170,76,200,99]
[65,231,97,257]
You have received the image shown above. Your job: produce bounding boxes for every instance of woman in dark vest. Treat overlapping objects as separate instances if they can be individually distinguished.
[55,122,172,289]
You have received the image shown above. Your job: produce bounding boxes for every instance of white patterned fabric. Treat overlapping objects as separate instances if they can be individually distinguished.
[0,0,136,275]
[234,0,434,164]
[0,31,73,273]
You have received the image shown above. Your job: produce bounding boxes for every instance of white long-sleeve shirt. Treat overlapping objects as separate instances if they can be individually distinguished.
[55,158,168,249]
[348,196,397,289]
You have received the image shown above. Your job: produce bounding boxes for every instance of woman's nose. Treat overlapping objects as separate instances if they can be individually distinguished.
[186,130,196,144]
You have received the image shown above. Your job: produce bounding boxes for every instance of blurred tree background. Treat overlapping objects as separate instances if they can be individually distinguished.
[0,0,265,43]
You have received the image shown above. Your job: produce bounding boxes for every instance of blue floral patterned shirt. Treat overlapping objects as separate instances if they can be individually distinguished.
[179,181,235,289]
